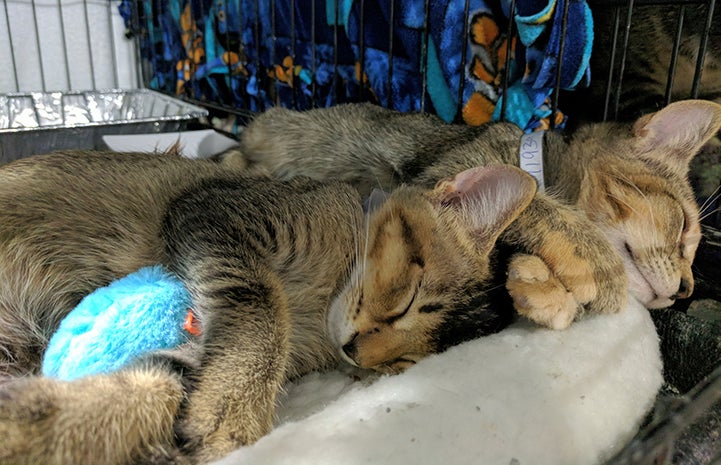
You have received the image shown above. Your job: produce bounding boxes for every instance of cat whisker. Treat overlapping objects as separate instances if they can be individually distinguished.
[486,282,507,293]
[699,206,721,222]
[605,191,642,217]
[352,217,362,291]
[698,185,720,213]
[698,188,721,219]
[608,170,645,197]
[358,203,371,291]
[350,214,364,292]
[372,174,388,194]
[468,280,505,298]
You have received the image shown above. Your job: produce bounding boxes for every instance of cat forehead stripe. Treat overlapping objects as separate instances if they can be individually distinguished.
[399,213,425,267]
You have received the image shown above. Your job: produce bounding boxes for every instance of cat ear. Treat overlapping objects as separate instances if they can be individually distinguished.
[434,165,537,247]
[633,99,721,166]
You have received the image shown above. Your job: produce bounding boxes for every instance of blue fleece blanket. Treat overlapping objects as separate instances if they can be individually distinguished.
[122,0,592,131]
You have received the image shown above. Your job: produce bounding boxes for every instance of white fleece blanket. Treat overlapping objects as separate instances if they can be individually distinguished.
[214,297,662,465]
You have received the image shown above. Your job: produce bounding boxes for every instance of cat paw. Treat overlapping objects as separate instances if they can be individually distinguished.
[178,420,253,464]
[177,399,270,463]
[506,254,579,330]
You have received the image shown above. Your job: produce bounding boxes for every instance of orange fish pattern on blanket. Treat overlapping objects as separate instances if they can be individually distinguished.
[463,13,563,130]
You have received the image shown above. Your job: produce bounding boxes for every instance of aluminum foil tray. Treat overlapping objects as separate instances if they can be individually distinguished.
[0,89,208,163]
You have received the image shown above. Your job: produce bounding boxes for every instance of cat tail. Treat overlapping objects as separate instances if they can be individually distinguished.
[0,366,185,465]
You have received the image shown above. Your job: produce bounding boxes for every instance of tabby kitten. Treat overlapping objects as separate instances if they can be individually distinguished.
[238,99,721,310]
[0,150,612,464]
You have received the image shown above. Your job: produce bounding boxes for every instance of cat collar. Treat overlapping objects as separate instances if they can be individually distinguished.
[519,131,546,192]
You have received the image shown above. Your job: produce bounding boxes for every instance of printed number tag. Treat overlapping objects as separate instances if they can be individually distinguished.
[519,131,545,192]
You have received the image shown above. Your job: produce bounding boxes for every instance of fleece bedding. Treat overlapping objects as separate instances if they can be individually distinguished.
[213,296,662,465]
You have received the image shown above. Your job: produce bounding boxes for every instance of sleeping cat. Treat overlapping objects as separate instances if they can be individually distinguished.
[0,151,622,464]
[238,99,721,310]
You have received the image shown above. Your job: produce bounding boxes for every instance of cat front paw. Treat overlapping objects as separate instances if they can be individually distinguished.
[507,198,628,318]
[177,393,273,463]
[506,254,579,330]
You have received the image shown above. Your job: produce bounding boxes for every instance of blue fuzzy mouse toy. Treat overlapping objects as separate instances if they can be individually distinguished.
[42,265,199,381]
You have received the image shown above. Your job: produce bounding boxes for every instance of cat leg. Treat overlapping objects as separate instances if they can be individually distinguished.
[502,195,628,327]
[174,269,291,463]
[0,367,184,465]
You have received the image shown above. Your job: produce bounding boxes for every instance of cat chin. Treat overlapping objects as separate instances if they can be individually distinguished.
[627,271,675,309]
[644,296,676,309]
[608,235,674,308]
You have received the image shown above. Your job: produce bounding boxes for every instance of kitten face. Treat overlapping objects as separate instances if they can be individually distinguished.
[585,164,700,308]
[620,193,698,309]
[327,193,490,373]
[327,166,537,373]
[574,100,720,308]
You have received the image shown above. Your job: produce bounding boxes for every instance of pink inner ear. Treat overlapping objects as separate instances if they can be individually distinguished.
[448,166,495,195]
[443,165,532,199]
[634,100,721,157]
[640,104,701,138]
[437,165,537,236]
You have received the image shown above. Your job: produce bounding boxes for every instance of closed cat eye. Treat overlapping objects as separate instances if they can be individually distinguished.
[677,214,690,250]
[624,242,635,258]
[679,218,686,246]
[383,283,421,324]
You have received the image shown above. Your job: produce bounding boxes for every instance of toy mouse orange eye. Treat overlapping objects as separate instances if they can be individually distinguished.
[183,309,202,336]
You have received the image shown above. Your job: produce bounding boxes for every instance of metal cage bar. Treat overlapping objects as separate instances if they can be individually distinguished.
[332,0,339,104]
[420,0,431,113]
[0,0,137,94]
[456,0,472,122]
[612,0,636,120]
[387,0,396,110]
[500,0,517,122]
[311,0,317,105]
[358,0,366,100]
[57,0,72,89]
[3,0,19,92]
[692,0,716,97]
[30,0,46,91]
[602,6,621,121]
[290,0,297,108]
[550,0,572,128]
[664,5,685,105]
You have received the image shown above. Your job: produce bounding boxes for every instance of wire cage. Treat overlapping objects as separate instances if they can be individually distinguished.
[124,0,721,126]
[1,0,721,464]
[0,1,208,162]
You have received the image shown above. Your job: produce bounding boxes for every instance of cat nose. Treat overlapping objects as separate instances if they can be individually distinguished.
[342,333,359,359]
[674,277,693,299]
